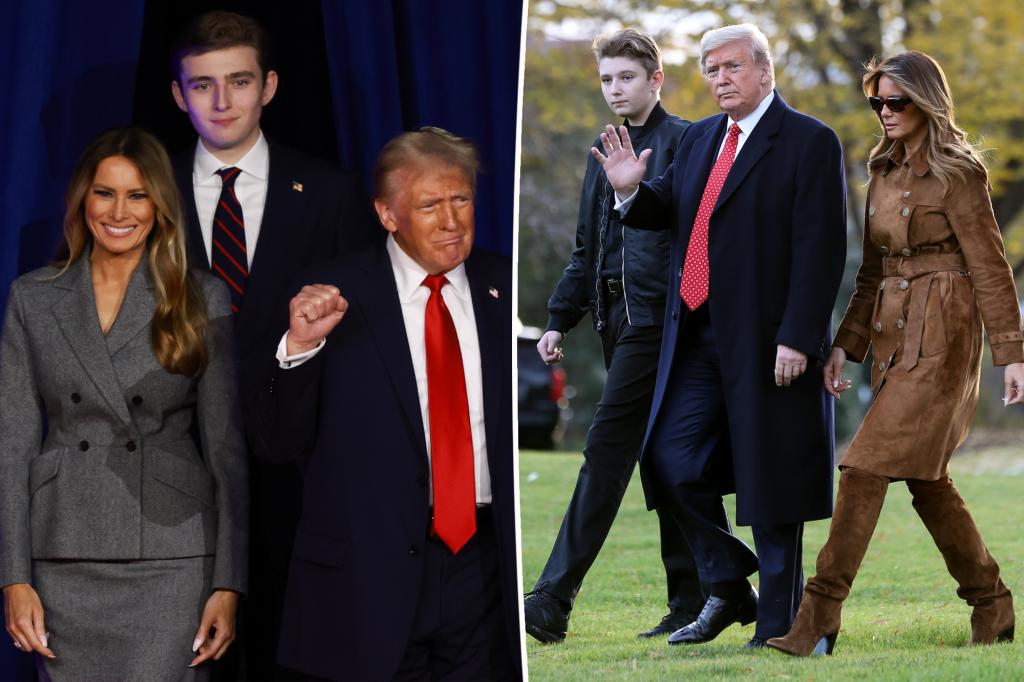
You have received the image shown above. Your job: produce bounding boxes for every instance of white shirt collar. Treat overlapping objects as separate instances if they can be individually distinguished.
[386,234,470,304]
[731,90,775,136]
[193,132,270,184]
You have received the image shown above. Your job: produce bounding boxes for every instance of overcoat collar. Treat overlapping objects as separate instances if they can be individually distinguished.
[711,89,788,213]
[51,253,153,425]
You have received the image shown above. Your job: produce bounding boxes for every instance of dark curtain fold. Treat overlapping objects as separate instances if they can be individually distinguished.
[321,0,522,255]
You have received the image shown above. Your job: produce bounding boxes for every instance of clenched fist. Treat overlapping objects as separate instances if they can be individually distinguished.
[287,284,348,355]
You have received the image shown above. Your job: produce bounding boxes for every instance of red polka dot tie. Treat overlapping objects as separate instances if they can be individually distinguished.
[679,123,741,310]
[422,274,476,554]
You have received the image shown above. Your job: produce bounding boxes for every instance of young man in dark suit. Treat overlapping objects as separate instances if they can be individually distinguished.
[525,29,705,644]
[250,128,521,680]
[168,11,373,678]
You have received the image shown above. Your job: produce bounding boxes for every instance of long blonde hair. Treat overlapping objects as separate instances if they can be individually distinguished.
[58,128,208,377]
[863,52,987,193]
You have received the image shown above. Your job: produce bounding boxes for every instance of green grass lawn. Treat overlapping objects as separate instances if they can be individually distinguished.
[519,450,1024,680]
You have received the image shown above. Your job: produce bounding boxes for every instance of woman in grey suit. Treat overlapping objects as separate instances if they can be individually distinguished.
[0,128,248,680]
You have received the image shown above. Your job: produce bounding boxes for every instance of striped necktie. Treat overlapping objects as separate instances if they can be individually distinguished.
[212,167,248,314]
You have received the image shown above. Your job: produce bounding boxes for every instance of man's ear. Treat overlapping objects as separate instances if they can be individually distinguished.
[261,70,279,106]
[171,80,188,113]
[650,69,665,91]
[374,198,398,233]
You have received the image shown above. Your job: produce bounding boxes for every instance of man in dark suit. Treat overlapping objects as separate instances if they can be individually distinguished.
[249,127,520,680]
[525,28,704,643]
[594,23,846,648]
[167,11,374,678]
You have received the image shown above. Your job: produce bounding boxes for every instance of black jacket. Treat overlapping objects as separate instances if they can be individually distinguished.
[546,103,689,333]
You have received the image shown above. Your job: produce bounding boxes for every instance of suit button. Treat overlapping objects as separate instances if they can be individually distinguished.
[901,207,910,217]
[879,246,890,255]
[874,322,882,332]
[125,440,137,452]
[896,318,905,329]
[70,392,81,403]
[901,248,913,257]
[903,191,911,198]
[131,395,143,406]
[417,476,427,488]
[899,280,910,290]
[408,545,419,557]
[79,440,89,451]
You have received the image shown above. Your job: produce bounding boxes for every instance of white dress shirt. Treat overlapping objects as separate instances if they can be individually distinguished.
[615,91,776,210]
[192,133,270,267]
[276,235,492,504]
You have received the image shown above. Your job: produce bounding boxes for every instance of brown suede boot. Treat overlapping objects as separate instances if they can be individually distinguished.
[907,475,1015,645]
[768,467,889,656]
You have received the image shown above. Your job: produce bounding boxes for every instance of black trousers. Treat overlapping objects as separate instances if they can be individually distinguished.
[534,294,704,613]
[647,307,803,638]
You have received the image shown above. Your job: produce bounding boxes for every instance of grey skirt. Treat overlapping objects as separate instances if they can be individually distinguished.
[33,556,213,682]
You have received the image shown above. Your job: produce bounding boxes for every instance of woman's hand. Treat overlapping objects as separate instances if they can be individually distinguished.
[823,347,853,399]
[3,583,55,658]
[1003,362,1024,406]
[189,589,239,668]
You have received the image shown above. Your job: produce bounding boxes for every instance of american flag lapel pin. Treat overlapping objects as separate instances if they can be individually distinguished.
[489,287,500,299]
[292,181,304,192]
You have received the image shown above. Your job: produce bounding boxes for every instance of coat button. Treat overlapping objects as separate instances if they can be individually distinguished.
[903,191,911,198]
[70,392,81,403]
[901,207,910,217]
[131,395,143,406]
[899,280,910,290]
[878,360,886,370]
[901,248,913,257]
[879,280,886,290]
[869,206,876,217]
[879,246,890,255]
[79,440,89,451]
[408,545,419,557]
[896,318,905,329]
[874,322,882,332]
[125,440,137,452]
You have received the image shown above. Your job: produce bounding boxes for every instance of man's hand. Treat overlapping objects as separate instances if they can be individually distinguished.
[537,330,565,365]
[189,590,239,668]
[591,124,652,200]
[3,583,54,658]
[774,344,808,387]
[287,284,348,355]
[823,346,853,399]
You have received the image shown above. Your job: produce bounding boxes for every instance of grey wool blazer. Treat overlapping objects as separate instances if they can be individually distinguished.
[0,254,248,592]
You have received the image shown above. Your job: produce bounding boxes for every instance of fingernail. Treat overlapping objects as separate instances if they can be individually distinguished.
[192,638,202,652]
[832,380,838,388]
[40,634,48,647]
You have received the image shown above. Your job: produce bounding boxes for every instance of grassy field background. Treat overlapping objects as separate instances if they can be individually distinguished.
[519,447,1024,680]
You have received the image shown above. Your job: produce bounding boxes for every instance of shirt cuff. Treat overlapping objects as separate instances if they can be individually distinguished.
[276,333,326,369]
[613,187,639,212]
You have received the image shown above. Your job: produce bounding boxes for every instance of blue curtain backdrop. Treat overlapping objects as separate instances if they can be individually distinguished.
[0,2,521,678]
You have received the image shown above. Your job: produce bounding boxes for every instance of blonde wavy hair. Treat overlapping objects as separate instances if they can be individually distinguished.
[863,51,987,192]
[58,128,208,377]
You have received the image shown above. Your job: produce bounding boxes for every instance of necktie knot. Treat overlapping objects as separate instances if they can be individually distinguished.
[216,167,241,187]
[728,123,741,139]
[422,274,449,294]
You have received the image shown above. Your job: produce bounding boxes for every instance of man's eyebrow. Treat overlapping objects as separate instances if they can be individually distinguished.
[186,70,257,84]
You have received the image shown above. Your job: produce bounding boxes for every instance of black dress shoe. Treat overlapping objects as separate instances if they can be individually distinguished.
[667,588,758,645]
[744,636,769,649]
[637,608,701,638]
[524,590,571,643]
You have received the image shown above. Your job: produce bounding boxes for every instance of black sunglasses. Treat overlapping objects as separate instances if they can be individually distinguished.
[868,96,913,113]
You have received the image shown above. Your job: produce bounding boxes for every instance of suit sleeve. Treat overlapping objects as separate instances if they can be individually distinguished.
[775,125,848,358]
[0,282,43,588]
[196,278,250,593]
[545,155,598,334]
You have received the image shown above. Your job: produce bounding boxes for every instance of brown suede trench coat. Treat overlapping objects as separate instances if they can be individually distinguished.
[832,147,1024,480]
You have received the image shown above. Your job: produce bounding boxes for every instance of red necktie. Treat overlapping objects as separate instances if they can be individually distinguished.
[422,274,476,553]
[679,123,741,310]
[211,167,248,314]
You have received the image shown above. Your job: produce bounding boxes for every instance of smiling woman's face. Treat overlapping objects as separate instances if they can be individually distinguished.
[85,155,155,259]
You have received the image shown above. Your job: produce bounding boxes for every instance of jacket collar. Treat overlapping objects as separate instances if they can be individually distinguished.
[884,143,930,177]
[623,101,668,140]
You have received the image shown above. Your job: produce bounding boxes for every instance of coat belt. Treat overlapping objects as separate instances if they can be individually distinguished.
[880,253,967,372]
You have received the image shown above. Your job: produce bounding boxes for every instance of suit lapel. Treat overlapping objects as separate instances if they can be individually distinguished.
[354,248,428,459]
[173,150,208,269]
[712,92,786,214]
[465,252,506,472]
[52,257,133,425]
[105,260,154,356]
[677,117,727,243]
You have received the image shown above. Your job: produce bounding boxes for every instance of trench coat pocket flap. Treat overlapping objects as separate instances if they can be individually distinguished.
[149,449,216,507]
[291,530,347,567]
[29,448,64,495]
